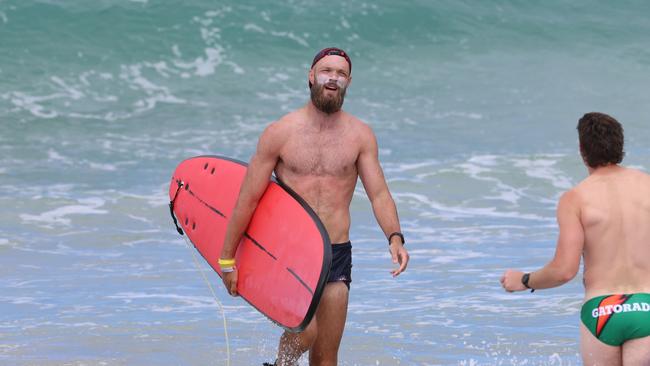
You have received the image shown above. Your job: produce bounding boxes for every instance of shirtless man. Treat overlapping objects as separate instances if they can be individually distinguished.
[501,112,650,365]
[219,48,410,365]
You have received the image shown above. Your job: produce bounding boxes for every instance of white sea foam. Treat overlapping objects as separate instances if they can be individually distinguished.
[255,91,301,103]
[244,23,265,33]
[19,197,108,227]
[428,249,487,264]
[4,52,209,121]
[172,47,224,77]
[1,296,55,309]
[458,161,493,177]
[485,189,522,205]
[5,91,59,118]
[394,192,549,222]
[204,7,232,19]
[260,11,271,22]
[385,160,438,173]
[12,183,78,199]
[225,60,245,74]
[242,23,309,47]
[127,214,152,224]
[0,344,22,354]
[14,242,123,258]
[86,161,118,171]
[431,111,483,120]
[268,72,290,83]
[119,185,168,208]
[512,155,573,189]
[198,48,223,76]
[270,31,309,47]
[122,239,158,247]
[106,292,225,313]
[50,76,84,100]
[467,154,500,166]
[20,321,107,331]
[6,279,52,289]
[119,64,187,113]
[46,149,72,164]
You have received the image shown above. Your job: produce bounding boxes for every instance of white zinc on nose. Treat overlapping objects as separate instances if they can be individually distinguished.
[316,74,348,89]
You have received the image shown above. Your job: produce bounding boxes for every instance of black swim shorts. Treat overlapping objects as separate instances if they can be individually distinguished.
[327,241,352,289]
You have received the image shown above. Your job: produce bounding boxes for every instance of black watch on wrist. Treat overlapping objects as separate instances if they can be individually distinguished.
[521,273,535,292]
[388,232,405,246]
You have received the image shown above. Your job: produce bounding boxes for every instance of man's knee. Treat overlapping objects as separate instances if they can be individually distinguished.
[324,281,349,297]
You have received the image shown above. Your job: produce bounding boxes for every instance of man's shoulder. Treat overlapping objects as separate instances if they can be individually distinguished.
[342,111,368,126]
[257,115,298,151]
[265,110,302,134]
[341,111,373,134]
[626,166,650,179]
[568,166,650,202]
[559,187,581,206]
[569,178,596,206]
[578,166,650,187]
[273,110,299,126]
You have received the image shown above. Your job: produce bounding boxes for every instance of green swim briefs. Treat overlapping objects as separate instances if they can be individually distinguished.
[581,293,650,346]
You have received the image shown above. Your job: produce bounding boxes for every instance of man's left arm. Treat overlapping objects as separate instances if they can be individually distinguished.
[501,189,584,291]
[357,125,409,277]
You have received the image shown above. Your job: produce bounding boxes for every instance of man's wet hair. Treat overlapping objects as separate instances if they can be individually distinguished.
[577,112,625,168]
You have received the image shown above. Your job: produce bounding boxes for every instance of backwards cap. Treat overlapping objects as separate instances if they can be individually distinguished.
[309,47,352,88]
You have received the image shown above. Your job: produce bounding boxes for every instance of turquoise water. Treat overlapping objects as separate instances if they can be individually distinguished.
[2,1,650,364]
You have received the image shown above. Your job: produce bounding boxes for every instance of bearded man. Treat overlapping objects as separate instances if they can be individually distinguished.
[219,48,410,365]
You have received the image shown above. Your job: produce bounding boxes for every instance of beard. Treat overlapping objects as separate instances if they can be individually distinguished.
[310,80,347,114]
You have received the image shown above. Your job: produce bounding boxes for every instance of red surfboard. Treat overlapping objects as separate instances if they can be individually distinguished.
[168,155,332,331]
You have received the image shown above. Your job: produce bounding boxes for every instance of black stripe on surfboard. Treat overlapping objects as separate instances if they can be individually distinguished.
[181,187,274,261]
[181,184,315,295]
[184,185,226,218]
[243,234,314,295]
[243,233,278,261]
[286,267,314,295]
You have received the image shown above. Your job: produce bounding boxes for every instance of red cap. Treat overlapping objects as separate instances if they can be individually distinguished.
[309,47,351,88]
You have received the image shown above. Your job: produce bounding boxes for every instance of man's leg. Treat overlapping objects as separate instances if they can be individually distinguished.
[580,323,621,366]
[275,318,318,366]
[622,336,650,365]
[309,282,349,366]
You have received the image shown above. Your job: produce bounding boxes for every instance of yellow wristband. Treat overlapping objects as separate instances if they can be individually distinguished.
[218,258,236,267]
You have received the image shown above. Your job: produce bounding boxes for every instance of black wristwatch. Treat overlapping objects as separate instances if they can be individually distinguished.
[388,232,405,246]
[521,273,535,292]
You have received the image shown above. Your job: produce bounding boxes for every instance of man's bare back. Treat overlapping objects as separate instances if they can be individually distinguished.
[576,165,650,298]
[501,112,650,365]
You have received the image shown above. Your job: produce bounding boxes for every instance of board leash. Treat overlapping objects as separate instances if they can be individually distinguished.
[182,234,232,366]
[171,179,231,365]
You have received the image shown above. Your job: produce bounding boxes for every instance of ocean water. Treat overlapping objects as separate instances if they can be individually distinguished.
[2,1,650,365]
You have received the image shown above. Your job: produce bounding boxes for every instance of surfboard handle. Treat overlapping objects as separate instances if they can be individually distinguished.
[169,179,185,236]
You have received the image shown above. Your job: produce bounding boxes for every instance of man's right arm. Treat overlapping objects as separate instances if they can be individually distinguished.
[220,122,284,296]
[501,189,584,292]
